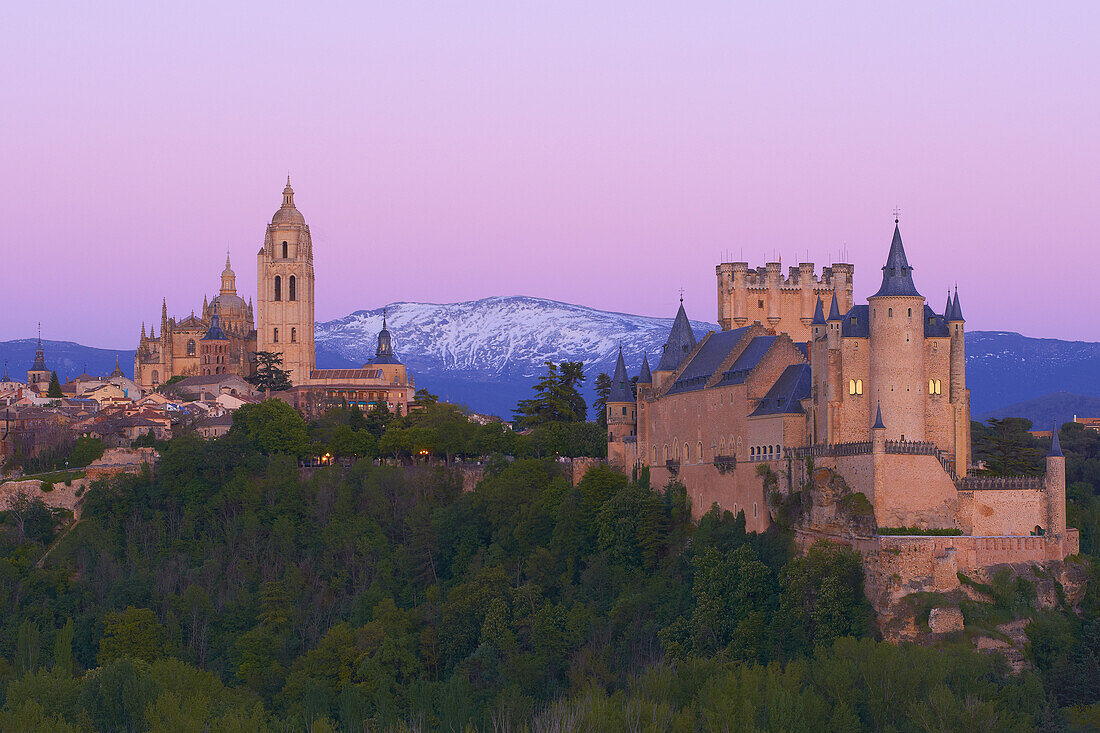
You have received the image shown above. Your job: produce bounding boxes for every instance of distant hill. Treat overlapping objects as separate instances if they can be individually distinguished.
[4,299,1100,420]
[974,391,1100,429]
[0,339,133,383]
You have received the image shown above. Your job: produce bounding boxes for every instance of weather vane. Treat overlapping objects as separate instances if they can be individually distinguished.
[678,287,685,303]
[892,206,901,223]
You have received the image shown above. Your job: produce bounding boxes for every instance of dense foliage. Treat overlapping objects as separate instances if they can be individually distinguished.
[0,417,1098,729]
[236,398,607,463]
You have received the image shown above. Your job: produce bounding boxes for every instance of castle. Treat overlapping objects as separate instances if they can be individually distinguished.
[608,220,1077,594]
[135,179,415,415]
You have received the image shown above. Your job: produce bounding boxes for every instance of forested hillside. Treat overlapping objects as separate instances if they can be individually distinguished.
[2,406,1100,730]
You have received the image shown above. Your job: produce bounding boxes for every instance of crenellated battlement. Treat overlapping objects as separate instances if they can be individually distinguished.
[716,259,854,340]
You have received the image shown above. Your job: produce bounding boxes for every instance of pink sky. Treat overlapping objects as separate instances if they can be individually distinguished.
[3,3,1098,346]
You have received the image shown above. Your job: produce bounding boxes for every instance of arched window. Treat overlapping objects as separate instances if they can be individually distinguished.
[929,379,935,394]
[684,443,690,463]
[152,370,159,385]
[187,339,195,356]
[289,275,296,301]
[849,379,856,395]
[888,307,893,317]
[282,241,288,258]
[908,307,912,317]
[856,379,863,395]
[274,276,282,301]
[698,441,703,461]
[665,445,670,461]
[935,379,942,395]
[273,328,279,343]
[291,327,297,343]
[653,446,658,464]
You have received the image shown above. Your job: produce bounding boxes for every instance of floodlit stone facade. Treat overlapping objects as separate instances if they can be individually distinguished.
[609,220,1076,573]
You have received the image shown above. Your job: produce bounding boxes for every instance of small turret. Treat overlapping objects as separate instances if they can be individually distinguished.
[637,352,652,382]
[1045,423,1067,535]
[606,347,638,468]
[948,287,964,322]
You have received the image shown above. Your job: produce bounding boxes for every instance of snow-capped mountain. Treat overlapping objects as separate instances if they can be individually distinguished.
[315,296,715,415]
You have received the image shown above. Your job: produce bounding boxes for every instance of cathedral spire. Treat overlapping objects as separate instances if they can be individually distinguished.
[31,323,45,371]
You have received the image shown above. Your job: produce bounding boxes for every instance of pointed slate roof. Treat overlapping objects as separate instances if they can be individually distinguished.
[637,353,652,384]
[944,292,953,320]
[1049,425,1063,457]
[872,404,885,430]
[872,222,922,298]
[827,292,842,321]
[949,287,965,321]
[749,363,812,416]
[110,356,125,378]
[201,306,228,341]
[608,348,634,403]
[811,296,826,325]
[655,301,698,372]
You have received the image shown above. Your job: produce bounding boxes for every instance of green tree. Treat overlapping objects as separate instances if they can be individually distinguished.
[69,436,106,467]
[47,372,63,398]
[414,388,439,406]
[593,372,611,428]
[248,351,293,392]
[231,399,310,456]
[98,607,167,664]
[973,417,1045,475]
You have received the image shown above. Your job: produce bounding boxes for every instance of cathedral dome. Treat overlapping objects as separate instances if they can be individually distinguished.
[212,292,248,314]
[271,177,306,226]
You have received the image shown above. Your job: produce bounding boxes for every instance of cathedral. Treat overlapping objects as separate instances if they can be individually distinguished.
[134,254,257,390]
[608,220,1075,586]
[135,178,414,415]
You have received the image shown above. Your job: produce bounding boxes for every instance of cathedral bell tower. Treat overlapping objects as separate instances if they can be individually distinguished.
[257,177,316,386]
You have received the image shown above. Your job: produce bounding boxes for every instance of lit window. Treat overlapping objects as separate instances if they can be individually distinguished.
[929,379,935,394]
[849,379,856,395]
[856,379,863,395]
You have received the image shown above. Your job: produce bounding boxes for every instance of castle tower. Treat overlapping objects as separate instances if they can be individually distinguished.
[825,293,844,443]
[606,347,637,468]
[868,221,926,442]
[1045,426,1067,536]
[27,324,51,389]
[947,288,971,475]
[808,297,827,443]
[653,299,697,391]
[257,177,316,386]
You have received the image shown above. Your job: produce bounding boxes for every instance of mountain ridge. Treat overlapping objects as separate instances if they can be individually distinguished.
[3,296,1100,419]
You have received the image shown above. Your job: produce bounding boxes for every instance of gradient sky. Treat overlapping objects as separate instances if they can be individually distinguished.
[3,2,1098,347]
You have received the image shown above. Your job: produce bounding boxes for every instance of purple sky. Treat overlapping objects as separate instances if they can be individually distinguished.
[4,3,1098,347]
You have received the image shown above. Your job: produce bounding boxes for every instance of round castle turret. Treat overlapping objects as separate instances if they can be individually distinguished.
[868,221,926,442]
